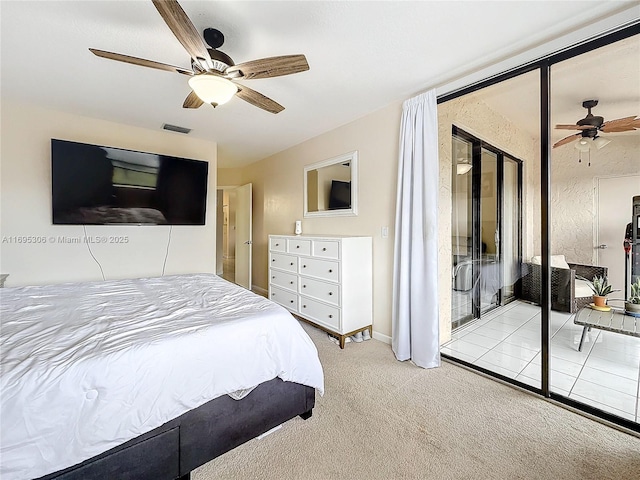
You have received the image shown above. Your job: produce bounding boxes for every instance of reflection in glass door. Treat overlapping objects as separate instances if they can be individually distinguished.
[480,148,499,314]
[451,135,473,328]
[502,158,520,302]
[450,127,522,330]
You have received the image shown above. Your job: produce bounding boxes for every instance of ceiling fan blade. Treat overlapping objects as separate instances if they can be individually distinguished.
[225,55,309,80]
[183,91,204,109]
[151,0,212,70]
[552,133,580,149]
[235,84,284,114]
[600,116,639,132]
[600,125,637,133]
[89,48,193,75]
[554,124,592,130]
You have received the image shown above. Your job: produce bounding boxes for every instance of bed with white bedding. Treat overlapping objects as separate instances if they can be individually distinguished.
[0,274,324,480]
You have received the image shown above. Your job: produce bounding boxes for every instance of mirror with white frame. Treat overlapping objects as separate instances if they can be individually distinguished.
[304,151,358,217]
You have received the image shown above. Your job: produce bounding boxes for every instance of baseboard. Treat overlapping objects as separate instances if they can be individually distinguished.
[252,285,268,297]
[373,331,392,344]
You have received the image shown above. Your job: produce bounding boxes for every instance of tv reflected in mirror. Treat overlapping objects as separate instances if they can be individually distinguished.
[51,139,208,225]
[328,180,351,210]
[304,151,358,218]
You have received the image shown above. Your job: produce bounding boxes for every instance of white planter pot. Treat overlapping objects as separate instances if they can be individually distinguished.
[625,302,640,314]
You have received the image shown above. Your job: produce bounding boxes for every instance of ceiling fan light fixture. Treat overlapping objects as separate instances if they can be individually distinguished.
[188,74,237,106]
[456,163,472,175]
[593,136,611,150]
[574,139,590,152]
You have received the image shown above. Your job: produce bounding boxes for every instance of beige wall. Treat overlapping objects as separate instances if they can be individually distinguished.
[0,101,217,286]
[224,103,402,341]
[218,168,244,187]
[550,135,640,265]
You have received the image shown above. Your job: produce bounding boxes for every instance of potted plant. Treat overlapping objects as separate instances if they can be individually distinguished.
[579,275,619,308]
[626,278,640,314]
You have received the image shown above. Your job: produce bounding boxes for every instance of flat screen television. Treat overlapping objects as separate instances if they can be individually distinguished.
[328,180,351,210]
[51,139,208,225]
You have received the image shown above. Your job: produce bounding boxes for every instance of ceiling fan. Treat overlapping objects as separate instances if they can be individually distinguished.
[552,100,640,149]
[89,0,309,114]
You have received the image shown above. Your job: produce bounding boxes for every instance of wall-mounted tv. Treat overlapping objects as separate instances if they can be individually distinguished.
[328,180,351,210]
[51,139,208,225]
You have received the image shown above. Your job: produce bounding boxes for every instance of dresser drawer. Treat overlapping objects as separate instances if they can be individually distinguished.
[270,286,298,311]
[270,270,298,292]
[300,297,340,330]
[312,240,339,259]
[300,277,339,306]
[287,238,311,255]
[269,237,286,252]
[270,252,298,273]
[299,257,339,282]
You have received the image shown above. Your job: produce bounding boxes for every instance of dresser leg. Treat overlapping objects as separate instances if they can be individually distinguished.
[339,335,346,349]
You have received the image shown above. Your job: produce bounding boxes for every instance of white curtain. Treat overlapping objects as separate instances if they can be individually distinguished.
[392,89,440,369]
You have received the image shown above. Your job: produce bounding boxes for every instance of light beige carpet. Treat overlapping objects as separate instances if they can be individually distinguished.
[194,323,640,480]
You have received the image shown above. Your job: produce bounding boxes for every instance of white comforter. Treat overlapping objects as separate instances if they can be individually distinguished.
[0,274,324,480]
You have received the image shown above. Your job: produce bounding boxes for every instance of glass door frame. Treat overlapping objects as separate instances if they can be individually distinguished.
[439,23,640,434]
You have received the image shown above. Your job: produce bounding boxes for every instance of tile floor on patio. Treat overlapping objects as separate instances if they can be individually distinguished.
[442,300,640,423]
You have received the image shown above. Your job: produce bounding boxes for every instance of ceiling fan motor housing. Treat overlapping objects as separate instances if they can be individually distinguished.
[577,99,604,128]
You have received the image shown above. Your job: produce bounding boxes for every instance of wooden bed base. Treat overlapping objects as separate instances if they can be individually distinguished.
[36,378,315,480]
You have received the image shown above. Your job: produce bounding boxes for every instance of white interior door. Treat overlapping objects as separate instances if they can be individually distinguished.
[597,175,640,295]
[235,183,253,289]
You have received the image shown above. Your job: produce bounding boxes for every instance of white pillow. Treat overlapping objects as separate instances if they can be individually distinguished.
[551,255,570,270]
[530,255,570,269]
[575,279,593,298]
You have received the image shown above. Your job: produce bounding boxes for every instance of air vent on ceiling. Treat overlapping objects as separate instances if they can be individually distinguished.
[162,123,191,134]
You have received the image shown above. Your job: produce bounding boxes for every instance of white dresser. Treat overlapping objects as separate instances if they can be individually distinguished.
[268,234,373,348]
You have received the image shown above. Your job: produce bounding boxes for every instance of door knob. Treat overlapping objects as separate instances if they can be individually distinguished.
[244,240,252,245]
[597,244,608,249]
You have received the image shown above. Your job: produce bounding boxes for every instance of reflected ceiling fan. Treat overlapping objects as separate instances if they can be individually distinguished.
[90,0,309,114]
[553,100,640,150]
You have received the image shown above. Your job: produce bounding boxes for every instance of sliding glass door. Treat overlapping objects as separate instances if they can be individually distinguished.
[442,25,639,432]
[451,128,523,330]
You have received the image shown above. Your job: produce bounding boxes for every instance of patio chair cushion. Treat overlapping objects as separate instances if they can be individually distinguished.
[530,255,571,270]
[575,279,593,298]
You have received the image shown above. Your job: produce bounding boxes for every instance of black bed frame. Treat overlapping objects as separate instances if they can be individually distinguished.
[36,378,315,480]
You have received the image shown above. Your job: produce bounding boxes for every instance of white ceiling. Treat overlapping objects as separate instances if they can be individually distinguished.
[1,1,639,167]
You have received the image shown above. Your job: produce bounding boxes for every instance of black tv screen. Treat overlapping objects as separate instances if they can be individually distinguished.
[328,180,351,210]
[51,139,208,225]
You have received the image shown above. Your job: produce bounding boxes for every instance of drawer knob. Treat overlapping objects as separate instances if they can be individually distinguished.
[296,245,300,249]
[276,243,279,246]
[329,314,333,318]
[272,293,275,296]
[329,292,333,295]
[272,276,275,279]
[303,305,307,308]
[303,285,307,288]
[303,265,307,268]
[290,262,294,266]
[272,259,275,262]
[290,300,294,304]
[329,269,333,273]
[290,281,294,284]
[322,247,327,251]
